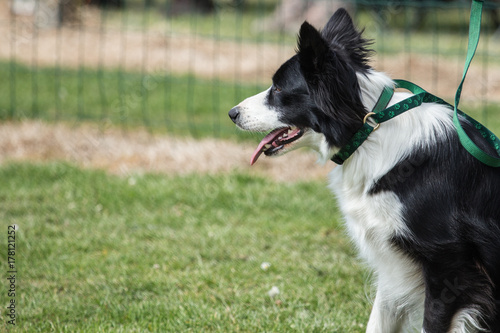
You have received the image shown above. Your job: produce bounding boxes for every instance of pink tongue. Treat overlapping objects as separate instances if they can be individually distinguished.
[250,128,288,165]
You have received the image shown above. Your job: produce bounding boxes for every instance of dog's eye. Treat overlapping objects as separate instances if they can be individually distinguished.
[273,86,282,93]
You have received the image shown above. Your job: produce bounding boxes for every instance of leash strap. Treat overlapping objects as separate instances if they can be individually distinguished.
[452,0,500,167]
[332,0,500,167]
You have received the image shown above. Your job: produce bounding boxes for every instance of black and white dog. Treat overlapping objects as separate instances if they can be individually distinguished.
[229,8,500,333]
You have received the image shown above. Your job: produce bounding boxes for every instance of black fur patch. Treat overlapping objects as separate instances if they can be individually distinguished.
[372,116,500,331]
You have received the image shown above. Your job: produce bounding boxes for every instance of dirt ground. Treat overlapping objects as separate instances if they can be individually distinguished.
[0,120,334,182]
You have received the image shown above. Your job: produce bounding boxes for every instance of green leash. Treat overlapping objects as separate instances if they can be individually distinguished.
[331,0,500,167]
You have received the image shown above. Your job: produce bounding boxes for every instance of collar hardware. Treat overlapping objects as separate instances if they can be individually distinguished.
[363,112,380,131]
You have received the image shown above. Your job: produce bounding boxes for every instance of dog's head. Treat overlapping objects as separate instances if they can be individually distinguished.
[228,8,373,164]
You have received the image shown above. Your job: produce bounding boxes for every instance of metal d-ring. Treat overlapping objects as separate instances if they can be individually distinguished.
[363,112,380,131]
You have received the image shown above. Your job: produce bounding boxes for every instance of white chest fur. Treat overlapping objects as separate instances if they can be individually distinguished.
[328,165,415,273]
[329,167,425,330]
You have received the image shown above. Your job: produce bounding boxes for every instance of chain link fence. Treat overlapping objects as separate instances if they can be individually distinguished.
[1,0,500,138]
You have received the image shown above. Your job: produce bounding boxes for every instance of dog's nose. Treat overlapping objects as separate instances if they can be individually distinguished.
[228,106,240,123]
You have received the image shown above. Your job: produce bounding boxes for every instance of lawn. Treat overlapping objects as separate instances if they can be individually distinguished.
[0,62,265,140]
[0,162,370,332]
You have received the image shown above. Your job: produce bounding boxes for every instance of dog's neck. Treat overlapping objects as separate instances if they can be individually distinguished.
[335,69,455,191]
[315,69,398,165]
[316,70,393,163]
[356,69,395,112]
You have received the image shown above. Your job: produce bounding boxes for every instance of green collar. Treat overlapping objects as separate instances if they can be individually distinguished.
[331,80,500,166]
[331,0,500,167]
[330,84,393,165]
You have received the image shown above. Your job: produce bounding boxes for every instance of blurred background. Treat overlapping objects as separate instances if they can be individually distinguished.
[2,0,500,139]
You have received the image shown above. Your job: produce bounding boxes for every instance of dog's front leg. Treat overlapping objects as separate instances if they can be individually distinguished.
[366,288,405,333]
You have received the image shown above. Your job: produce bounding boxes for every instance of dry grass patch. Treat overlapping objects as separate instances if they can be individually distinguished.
[0,120,333,182]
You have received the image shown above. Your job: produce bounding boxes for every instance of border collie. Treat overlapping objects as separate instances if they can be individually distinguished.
[228,8,500,333]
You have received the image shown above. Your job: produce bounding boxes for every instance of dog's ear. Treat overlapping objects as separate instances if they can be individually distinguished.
[297,21,329,76]
[321,8,356,43]
[320,8,373,71]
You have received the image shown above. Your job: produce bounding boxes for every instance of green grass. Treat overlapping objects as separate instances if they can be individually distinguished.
[357,4,500,60]
[0,62,267,139]
[100,0,284,43]
[0,162,370,332]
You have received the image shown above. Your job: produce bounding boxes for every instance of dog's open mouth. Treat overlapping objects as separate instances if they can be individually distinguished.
[250,127,303,165]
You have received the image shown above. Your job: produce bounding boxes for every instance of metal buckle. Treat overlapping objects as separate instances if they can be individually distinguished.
[363,112,380,131]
